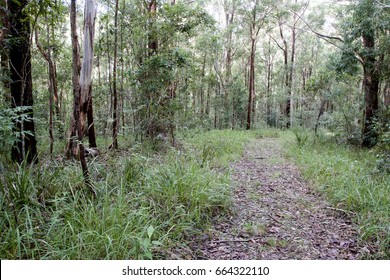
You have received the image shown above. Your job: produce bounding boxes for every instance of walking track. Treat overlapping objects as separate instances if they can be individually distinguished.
[195,137,362,259]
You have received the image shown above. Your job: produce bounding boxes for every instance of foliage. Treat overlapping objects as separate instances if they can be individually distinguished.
[373,109,390,173]
[0,107,35,162]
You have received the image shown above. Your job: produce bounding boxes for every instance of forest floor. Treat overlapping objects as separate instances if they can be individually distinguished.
[192,137,365,259]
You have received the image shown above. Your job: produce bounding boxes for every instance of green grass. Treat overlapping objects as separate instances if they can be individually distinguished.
[184,129,255,168]
[285,130,390,259]
[3,128,388,259]
[0,130,254,259]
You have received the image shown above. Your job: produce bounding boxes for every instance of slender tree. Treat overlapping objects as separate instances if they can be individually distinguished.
[110,0,119,149]
[244,0,269,130]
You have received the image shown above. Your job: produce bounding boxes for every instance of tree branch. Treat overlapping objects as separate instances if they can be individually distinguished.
[291,9,344,42]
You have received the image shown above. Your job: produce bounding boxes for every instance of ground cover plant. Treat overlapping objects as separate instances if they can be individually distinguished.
[0,130,253,259]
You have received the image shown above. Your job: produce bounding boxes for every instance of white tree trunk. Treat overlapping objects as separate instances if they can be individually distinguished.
[80,0,96,107]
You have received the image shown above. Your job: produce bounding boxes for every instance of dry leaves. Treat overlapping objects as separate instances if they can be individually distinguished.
[194,138,364,260]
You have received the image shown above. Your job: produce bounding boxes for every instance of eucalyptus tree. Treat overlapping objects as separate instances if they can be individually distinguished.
[237,0,273,130]
[66,0,98,191]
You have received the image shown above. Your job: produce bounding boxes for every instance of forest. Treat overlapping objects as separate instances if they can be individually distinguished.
[0,0,389,260]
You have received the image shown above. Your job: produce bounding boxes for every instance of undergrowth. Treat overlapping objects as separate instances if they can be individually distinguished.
[0,130,253,259]
[285,130,390,259]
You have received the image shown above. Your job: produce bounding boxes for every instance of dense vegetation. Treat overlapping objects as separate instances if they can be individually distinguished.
[0,0,389,259]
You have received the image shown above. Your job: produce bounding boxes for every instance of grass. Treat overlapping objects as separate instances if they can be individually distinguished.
[285,129,390,259]
[184,129,255,168]
[0,129,254,259]
[4,127,387,259]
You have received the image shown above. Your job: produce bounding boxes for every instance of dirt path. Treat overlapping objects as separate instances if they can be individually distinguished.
[195,137,362,259]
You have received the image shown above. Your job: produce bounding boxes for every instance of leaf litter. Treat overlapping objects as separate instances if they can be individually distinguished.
[190,138,365,259]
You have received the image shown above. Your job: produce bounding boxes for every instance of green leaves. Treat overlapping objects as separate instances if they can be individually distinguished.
[0,106,34,157]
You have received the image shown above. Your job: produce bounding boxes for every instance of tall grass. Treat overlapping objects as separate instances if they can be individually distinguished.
[285,131,390,259]
[0,130,254,259]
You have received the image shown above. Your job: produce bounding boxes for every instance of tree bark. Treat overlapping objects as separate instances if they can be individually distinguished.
[67,0,93,190]
[110,0,119,149]
[384,81,390,109]
[66,0,82,158]
[0,0,10,103]
[223,1,236,128]
[246,29,256,130]
[287,12,297,128]
[361,31,379,147]
[9,0,38,164]
[80,0,97,149]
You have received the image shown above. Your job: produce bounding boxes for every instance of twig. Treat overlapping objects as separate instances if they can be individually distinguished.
[325,206,355,216]
[268,214,282,224]
[212,239,253,244]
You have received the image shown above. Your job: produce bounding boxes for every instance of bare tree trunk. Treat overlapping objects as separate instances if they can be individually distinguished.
[385,81,390,109]
[288,12,297,128]
[86,86,97,148]
[80,0,97,149]
[200,54,206,116]
[9,0,38,164]
[67,0,94,191]
[246,35,256,130]
[361,31,379,147]
[0,0,10,103]
[110,0,119,149]
[120,0,126,134]
[314,99,327,136]
[224,2,236,128]
[265,38,274,126]
[66,0,82,158]
[104,17,112,139]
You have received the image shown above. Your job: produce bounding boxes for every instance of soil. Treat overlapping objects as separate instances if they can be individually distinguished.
[192,137,364,259]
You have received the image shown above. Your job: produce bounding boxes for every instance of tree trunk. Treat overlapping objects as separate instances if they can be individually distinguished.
[66,0,82,158]
[110,0,119,149]
[288,14,297,128]
[266,39,274,126]
[86,86,97,148]
[224,4,235,128]
[246,36,256,130]
[80,0,97,148]
[314,99,327,136]
[67,0,93,191]
[361,32,379,147]
[9,0,38,164]
[384,81,390,109]
[0,0,10,103]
